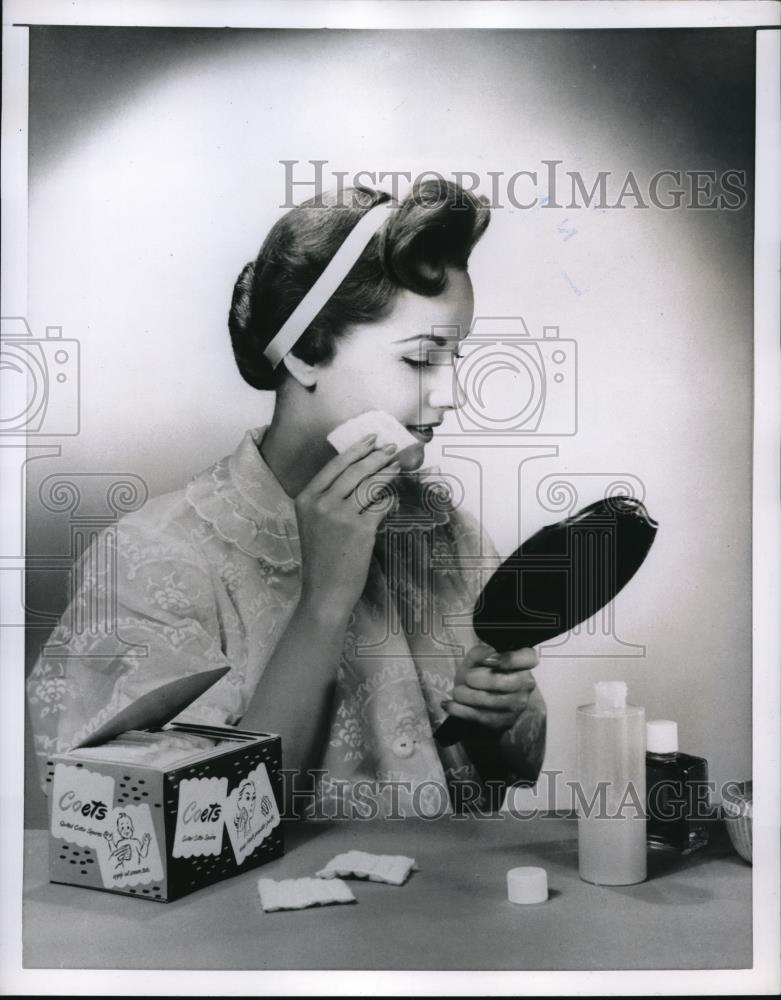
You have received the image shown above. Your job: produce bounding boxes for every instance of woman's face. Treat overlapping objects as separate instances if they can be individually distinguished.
[311,267,474,471]
[238,784,256,812]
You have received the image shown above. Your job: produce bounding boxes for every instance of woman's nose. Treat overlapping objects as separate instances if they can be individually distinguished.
[427,371,466,411]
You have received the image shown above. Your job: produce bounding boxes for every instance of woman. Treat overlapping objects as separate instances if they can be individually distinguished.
[28,180,546,817]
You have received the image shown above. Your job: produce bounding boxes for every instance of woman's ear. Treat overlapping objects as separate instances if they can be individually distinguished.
[281,352,318,389]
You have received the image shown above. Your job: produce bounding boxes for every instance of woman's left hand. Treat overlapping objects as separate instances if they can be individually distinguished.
[443,643,539,734]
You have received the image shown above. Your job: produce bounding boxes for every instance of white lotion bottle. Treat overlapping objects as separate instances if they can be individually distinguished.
[576,681,647,885]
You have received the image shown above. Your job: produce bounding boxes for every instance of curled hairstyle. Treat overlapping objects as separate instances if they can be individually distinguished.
[228,179,490,391]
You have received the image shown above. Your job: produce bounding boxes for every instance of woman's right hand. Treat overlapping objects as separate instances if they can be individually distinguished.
[294,433,401,624]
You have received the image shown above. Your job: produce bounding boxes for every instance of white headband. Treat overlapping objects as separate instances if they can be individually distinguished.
[263,201,395,370]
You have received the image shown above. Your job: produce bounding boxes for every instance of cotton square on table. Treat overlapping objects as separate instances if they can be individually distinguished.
[257,876,356,912]
[316,850,418,886]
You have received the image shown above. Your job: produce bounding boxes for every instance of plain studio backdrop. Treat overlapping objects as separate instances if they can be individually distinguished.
[22,27,753,825]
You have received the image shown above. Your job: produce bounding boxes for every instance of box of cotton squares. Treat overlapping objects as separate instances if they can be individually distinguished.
[257,852,419,912]
[45,666,283,901]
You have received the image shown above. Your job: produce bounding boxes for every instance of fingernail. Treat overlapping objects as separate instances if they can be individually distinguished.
[384,442,398,454]
[387,461,402,473]
[363,433,378,445]
[484,654,501,665]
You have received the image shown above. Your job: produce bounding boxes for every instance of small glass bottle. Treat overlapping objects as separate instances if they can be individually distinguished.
[646,719,709,855]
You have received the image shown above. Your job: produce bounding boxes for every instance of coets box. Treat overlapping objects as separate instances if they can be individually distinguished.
[45,667,284,902]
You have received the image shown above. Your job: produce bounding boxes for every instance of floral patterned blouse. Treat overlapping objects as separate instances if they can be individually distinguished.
[27,426,504,816]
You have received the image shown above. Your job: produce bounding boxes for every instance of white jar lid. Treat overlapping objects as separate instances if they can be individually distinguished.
[647,719,679,754]
[507,866,548,905]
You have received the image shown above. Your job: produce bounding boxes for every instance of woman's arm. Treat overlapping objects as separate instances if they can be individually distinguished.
[238,436,401,814]
[239,597,350,813]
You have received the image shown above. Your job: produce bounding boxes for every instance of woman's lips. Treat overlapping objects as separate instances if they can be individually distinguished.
[406,425,435,444]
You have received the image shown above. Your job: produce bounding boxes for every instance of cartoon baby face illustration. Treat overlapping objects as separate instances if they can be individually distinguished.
[104,811,151,869]
[117,813,134,839]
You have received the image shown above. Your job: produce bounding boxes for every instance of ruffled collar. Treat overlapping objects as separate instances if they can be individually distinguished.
[185,426,301,570]
[185,425,454,571]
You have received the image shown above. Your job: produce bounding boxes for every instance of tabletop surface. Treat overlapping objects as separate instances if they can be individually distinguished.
[23,816,751,971]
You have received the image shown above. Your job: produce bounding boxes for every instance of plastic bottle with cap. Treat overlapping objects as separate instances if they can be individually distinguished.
[576,681,646,885]
[646,719,710,854]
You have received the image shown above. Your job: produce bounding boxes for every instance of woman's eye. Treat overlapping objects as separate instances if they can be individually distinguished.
[402,351,464,369]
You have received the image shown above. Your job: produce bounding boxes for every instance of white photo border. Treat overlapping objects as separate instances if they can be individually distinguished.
[1,1,779,996]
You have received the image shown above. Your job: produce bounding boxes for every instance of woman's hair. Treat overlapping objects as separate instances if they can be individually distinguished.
[228,179,490,391]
